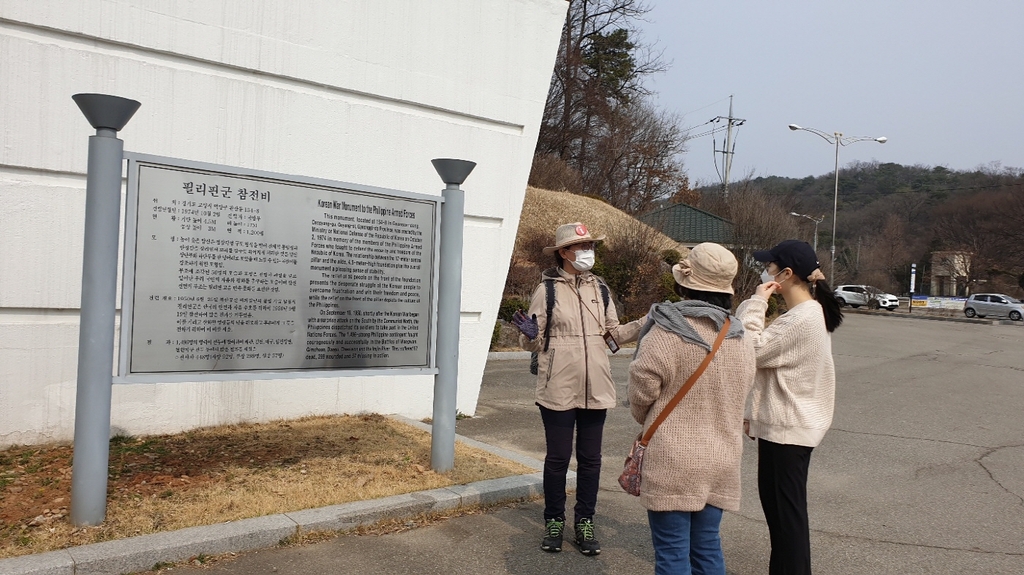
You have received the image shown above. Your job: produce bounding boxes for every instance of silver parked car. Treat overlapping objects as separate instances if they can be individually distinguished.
[833,285,900,310]
[963,293,1024,321]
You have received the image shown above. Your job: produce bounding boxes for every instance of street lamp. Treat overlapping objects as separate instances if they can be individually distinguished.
[788,124,886,285]
[789,212,824,252]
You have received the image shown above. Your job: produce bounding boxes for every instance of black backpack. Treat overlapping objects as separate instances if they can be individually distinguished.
[530,276,611,375]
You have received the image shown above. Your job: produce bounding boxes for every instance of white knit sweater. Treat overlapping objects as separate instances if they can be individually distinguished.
[735,295,835,447]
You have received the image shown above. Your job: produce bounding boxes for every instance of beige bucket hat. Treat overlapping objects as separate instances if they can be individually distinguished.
[671,242,738,295]
[542,222,606,255]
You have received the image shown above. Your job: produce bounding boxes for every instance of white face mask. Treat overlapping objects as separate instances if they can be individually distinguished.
[762,267,789,285]
[571,249,595,271]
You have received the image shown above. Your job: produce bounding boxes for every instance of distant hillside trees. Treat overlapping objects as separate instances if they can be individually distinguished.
[696,163,1024,297]
[531,0,689,215]
[701,179,802,296]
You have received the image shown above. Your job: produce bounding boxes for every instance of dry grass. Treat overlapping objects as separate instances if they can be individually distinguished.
[0,414,534,560]
[516,187,684,257]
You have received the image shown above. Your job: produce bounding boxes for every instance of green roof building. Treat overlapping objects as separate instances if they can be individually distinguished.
[642,202,735,248]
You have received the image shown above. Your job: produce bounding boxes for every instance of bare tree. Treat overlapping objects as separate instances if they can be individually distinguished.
[528,153,583,194]
[596,217,674,318]
[703,178,801,298]
[931,193,1005,295]
[857,214,911,292]
[538,0,663,163]
[532,0,685,215]
[585,102,688,213]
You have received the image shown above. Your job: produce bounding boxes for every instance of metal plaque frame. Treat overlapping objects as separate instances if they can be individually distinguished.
[117,154,442,382]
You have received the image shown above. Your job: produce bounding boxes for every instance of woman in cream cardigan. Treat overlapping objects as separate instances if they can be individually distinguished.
[736,239,844,575]
[628,242,755,575]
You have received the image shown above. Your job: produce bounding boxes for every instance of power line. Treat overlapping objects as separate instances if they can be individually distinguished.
[679,96,733,118]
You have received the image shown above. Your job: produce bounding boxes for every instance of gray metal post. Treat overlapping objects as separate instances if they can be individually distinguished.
[430,158,475,472]
[909,263,917,314]
[70,93,141,526]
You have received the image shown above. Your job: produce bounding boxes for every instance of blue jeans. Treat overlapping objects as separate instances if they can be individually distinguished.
[648,506,725,575]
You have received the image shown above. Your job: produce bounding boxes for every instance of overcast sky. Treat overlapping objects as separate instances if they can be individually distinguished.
[636,1,1024,186]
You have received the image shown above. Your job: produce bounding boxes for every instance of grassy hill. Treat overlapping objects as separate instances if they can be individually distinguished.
[514,186,685,260]
[503,187,687,322]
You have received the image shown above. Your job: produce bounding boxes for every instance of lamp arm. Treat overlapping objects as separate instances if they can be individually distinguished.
[839,135,885,146]
[796,126,837,144]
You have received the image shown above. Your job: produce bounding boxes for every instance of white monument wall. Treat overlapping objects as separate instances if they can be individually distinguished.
[0,0,567,446]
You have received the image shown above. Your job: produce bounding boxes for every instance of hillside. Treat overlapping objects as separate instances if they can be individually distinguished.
[501,187,688,321]
[689,161,1024,296]
[514,186,686,260]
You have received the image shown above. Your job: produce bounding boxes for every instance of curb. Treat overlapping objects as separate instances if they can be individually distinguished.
[0,419,570,575]
[842,308,1022,326]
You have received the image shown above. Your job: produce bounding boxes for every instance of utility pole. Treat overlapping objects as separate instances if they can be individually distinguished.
[713,95,746,200]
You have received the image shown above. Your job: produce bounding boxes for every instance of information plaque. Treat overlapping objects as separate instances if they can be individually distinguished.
[118,154,440,381]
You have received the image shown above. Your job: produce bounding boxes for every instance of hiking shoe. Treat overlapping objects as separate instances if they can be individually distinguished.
[574,518,601,555]
[541,518,564,552]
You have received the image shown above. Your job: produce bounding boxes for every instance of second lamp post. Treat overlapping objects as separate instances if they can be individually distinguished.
[789,211,824,253]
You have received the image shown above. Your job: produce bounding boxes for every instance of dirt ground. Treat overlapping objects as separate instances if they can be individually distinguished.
[0,414,533,560]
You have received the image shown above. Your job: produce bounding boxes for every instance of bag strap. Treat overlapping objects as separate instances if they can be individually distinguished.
[639,317,731,446]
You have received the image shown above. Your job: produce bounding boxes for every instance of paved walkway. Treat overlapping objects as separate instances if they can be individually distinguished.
[4,312,1023,574]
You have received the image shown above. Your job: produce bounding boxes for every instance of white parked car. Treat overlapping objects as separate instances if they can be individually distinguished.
[833,285,900,311]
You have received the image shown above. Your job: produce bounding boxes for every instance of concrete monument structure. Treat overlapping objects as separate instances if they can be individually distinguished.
[0,0,567,447]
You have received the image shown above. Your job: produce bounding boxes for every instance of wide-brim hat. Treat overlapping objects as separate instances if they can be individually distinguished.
[671,242,738,295]
[542,222,606,255]
[753,239,819,280]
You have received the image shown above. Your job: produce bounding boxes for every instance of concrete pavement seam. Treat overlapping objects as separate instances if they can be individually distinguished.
[975,445,1024,508]
[729,510,1024,556]
[843,308,1022,325]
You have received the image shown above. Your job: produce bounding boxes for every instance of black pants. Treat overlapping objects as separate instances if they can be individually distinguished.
[758,439,814,575]
[538,405,607,523]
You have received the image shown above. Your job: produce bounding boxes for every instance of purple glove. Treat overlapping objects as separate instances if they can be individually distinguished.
[511,310,539,340]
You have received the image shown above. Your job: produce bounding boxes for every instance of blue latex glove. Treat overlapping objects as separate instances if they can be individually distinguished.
[511,310,539,340]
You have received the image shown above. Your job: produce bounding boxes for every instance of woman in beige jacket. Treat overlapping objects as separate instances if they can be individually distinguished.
[512,222,644,556]
[628,242,755,575]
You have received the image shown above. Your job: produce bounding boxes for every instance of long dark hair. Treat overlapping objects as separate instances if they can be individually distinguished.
[811,279,843,332]
[674,284,733,310]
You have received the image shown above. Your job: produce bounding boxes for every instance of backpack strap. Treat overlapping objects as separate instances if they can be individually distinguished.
[596,277,610,315]
[542,278,556,352]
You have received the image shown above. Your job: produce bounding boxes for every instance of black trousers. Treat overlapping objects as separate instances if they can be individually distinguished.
[538,405,607,523]
[758,439,815,575]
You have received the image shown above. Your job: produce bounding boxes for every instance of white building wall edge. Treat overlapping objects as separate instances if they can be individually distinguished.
[0,0,567,446]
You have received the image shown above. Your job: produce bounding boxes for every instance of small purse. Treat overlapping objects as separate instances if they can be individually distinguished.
[618,318,731,496]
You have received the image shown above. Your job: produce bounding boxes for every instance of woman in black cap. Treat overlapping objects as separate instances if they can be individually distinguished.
[735,240,842,575]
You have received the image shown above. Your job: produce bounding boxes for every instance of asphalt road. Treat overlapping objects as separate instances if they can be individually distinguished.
[171,313,1024,574]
